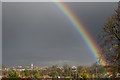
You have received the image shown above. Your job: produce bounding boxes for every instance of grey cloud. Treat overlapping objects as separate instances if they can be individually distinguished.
[2,2,117,66]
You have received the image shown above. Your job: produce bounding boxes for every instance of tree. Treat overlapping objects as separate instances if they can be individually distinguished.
[77,66,83,74]
[99,2,120,75]
[80,70,89,80]
[51,71,59,78]
[24,68,30,77]
[7,70,19,78]
[67,68,71,76]
[33,70,39,78]
[63,63,70,77]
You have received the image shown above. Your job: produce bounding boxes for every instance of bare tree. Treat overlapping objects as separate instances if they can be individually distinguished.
[99,2,120,75]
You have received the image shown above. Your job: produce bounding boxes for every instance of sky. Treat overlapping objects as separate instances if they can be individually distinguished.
[2,2,117,66]
[1,0,119,2]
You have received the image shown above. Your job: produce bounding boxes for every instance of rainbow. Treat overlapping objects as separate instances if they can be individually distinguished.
[53,1,107,66]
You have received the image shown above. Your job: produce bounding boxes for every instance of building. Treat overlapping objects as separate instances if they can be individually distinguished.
[31,64,34,70]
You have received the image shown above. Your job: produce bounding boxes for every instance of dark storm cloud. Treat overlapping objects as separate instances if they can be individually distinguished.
[2,2,117,66]
[66,2,117,38]
[0,2,2,67]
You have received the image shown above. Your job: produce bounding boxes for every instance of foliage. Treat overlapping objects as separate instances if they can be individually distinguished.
[77,66,83,74]
[62,64,72,77]
[99,2,120,74]
[24,67,30,77]
[7,70,20,78]
[67,68,72,76]
[33,73,39,79]
[33,70,39,78]
[51,71,59,78]
[80,70,89,80]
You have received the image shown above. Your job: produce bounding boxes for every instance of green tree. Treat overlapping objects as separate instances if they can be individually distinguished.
[24,68,30,77]
[7,70,19,78]
[33,70,39,78]
[67,68,71,76]
[51,71,59,78]
[80,70,89,80]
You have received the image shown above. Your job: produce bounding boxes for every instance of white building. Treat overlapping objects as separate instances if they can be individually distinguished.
[31,64,34,70]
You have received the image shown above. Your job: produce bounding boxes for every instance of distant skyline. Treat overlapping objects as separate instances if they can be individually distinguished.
[3,2,117,66]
